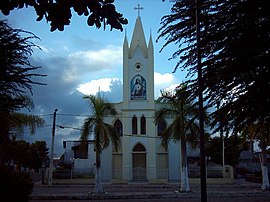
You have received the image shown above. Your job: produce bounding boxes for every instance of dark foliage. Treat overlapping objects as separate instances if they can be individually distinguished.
[0,20,46,111]
[205,136,247,166]
[158,0,270,134]
[0,20,45,162]
[0,0,128,32]
[0,165,34,202]
[5,140,49,172]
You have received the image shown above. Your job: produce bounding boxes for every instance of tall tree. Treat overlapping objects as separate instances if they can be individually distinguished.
[155,84,201,192]
[0,20,45,164]
[0,0,128,32]
[158,0,270,189]
[80,95,120,193]
[158,0,270,130]
[0,20,45,102]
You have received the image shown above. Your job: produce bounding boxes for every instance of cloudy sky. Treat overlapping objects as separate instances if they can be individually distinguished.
[1,0,188,157]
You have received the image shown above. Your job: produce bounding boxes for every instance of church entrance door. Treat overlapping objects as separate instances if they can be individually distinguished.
[132,143,146,180]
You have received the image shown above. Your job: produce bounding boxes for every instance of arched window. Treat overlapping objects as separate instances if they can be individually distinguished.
[133,143,146,152]
[140,115,146,134]
[132,116,137,134]
[157,119,166,136]
[114,119,123,137]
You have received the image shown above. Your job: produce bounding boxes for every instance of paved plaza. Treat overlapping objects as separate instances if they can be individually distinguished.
[30,177,270,201]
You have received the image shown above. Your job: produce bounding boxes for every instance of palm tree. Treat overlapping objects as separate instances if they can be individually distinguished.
[80,95,120,193]
[155,84,201,192]
[0,95,45,164]
[10,112,45,136]
[9,95,44,136]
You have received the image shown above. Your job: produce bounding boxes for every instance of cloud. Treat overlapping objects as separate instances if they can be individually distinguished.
[154,72,179,98]
[154,72,175,85]
[31,43,123,83]
[62,45,122,82]
[77,78,120,95]
[34,45,54,55]
[77,78,123,102]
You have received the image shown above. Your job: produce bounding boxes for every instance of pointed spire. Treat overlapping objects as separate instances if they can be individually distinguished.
[130,16,147,57]
[123,28,129,62]
[148,29,154,61]
[124,29,129,48]
[148,29,153,48]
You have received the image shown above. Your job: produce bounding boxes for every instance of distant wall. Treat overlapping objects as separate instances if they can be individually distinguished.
[73,159,95,177]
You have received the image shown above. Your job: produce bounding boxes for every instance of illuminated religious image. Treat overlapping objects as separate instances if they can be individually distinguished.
[130,75,146,100]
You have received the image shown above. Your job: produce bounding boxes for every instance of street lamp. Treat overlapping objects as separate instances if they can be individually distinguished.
[48,109,58,186]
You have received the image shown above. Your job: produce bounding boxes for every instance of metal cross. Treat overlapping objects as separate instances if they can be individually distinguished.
[134,4,143,16]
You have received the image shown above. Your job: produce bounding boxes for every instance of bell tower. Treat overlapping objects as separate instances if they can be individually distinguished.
[122,11,154,110]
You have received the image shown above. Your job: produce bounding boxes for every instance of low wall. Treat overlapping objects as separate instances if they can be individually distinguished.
[189,165,233,179]
[73,159,95,177]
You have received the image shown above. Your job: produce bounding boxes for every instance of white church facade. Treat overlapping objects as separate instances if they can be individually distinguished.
[104,15,181,183]
[62,15,201,183]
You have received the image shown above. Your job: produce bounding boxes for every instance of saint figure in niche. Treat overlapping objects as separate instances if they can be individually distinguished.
[131,75,146,100]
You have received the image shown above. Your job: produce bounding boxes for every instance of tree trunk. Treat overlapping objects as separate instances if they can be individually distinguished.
[94,151,103,193]
[180,140,190,192]
[260,138,269,190]
[0,111,10,165]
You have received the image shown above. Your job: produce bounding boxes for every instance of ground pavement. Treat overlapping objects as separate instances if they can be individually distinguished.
[30,177,270,201]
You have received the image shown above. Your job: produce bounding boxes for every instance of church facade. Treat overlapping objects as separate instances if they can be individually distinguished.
[103,15,182,183]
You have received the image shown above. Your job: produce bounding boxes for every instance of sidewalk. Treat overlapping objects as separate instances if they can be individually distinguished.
[30,178,270,201]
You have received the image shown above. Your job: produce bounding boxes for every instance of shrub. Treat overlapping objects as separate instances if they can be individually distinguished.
[0,166,34,202]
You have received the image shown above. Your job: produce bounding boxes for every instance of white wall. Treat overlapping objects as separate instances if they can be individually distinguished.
[168,141,181,181]
[73,159,94,176]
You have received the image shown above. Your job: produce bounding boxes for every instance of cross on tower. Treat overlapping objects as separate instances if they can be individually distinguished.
[134,4,143,16]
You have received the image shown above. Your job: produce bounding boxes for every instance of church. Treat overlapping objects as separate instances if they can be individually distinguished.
[63,13,200,183]
[103,14,181,183]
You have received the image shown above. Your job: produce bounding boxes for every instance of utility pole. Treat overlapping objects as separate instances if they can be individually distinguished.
[217,102,225,177]
[48,109,58,186]
[195,0,207,201]
[221,125,225,178]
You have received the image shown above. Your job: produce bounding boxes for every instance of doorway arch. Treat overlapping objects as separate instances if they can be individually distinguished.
[132,143,146,180]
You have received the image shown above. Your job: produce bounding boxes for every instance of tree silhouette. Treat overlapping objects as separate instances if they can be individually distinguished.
[0,0,128,32]
[0,20,45,163]
[157,0,270,140]
[158,0,270,190]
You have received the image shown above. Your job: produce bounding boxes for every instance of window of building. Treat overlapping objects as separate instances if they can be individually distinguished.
[114,119,123,137]
[133,143,146,152]
[132,116,138,134]
[72,142,88,159]
[140,115,146,134]
[157,119,166,136]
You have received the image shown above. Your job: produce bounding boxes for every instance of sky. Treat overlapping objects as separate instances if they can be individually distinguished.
[0,0,188,157]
